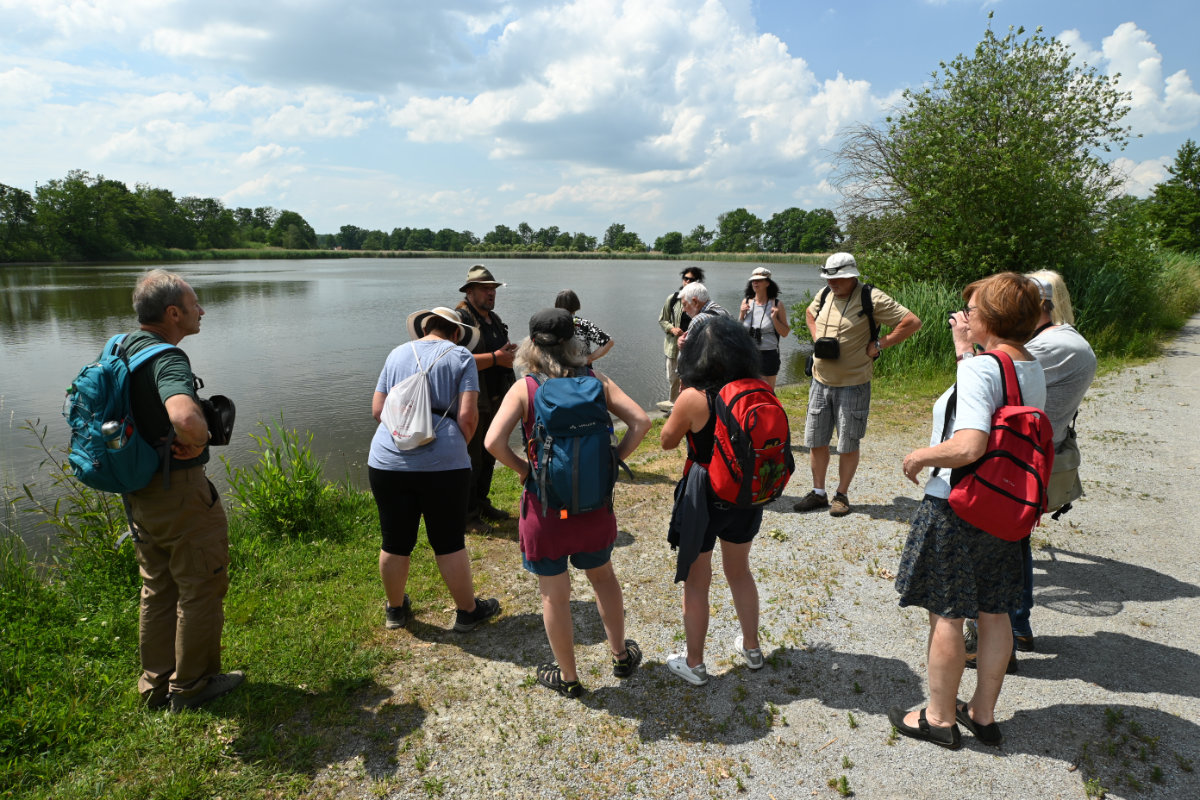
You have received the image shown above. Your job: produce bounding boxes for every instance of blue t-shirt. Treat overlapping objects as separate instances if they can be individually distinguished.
[367,340,479,472]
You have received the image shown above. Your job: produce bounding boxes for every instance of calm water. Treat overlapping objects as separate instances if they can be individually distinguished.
[1,258,826,547]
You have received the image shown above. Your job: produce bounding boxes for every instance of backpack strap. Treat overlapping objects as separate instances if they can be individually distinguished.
[982,350,1023,407]
[861,283,879,342]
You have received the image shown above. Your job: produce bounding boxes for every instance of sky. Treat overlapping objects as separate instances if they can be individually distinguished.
[2,0,1199,241]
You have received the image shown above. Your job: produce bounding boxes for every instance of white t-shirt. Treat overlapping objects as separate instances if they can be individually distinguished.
[923,354,1047,499]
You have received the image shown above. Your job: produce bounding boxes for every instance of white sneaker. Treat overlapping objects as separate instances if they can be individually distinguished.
[734,635,764,670]
[666,653,709,685]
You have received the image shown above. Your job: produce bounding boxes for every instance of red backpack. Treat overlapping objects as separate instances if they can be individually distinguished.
[688,379,795,508]
[939,352,1054,541]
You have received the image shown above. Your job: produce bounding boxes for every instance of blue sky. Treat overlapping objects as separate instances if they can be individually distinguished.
[2,0,1197,241]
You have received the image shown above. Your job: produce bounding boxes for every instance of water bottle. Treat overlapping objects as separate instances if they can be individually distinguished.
[101,420,124,449]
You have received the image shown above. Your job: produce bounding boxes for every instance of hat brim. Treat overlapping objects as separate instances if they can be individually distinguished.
[406,308,480,352]
[820,267,860,279]
[458,280,505,293]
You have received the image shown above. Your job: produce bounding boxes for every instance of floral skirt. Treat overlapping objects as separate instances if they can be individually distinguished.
[894,496,1023,619]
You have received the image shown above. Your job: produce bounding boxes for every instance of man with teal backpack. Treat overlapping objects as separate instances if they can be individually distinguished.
[70,269,243,712]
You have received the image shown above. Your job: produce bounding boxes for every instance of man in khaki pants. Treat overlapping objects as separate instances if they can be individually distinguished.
[124,269,243,712]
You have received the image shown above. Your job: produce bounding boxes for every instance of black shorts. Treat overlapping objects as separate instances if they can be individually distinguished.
[368,467,471,556]
[758,348,781,377]
[699,503,764,553]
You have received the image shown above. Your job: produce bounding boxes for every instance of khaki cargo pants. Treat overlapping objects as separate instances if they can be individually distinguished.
[128,465,229,701]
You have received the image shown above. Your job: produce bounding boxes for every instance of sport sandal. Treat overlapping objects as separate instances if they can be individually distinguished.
[537,663,584,698]
[887,706,962,750]
[612,639,643,678]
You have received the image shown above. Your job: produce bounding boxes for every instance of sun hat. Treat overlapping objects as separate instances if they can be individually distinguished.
[748,267,772,281]
[820,252,861,279]
[528,307,575,346]
[406,307,480,351]
[458,264,505,293]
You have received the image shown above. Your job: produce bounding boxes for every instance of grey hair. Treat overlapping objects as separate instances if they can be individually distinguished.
[679,281,710,305]
[515,335,586,378]
[132,269,188,324]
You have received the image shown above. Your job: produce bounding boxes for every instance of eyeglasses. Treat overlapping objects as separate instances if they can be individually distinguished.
[681,275,697,283]
[961,305,977,318]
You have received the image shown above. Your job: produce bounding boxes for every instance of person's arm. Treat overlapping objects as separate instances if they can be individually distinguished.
[948,310,974,359]
[372,391,386,423]
[474,347,516,370]
[872,311,922,357]
[595,372,650,460]
[659,295,682,337]
[456,390,479,442]
[484,380,530,484]
[805,307,818,341]
[738,297,750,321]
[901,428,987,485]
[165,393,209,459]
[660,388,708,450]
[587,338,615,364]
[771,300,789,338]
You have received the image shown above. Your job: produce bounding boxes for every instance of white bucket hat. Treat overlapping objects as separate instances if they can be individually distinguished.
[821,252,861,279]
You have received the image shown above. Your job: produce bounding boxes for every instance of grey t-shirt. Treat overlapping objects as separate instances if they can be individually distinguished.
[924,354,1047,499]
[1025,324,1097,446]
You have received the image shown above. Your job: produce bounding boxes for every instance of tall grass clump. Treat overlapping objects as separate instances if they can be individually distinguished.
[224,417,369,542]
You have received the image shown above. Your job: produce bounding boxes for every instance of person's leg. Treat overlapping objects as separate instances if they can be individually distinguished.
[379,552,411,608]
[809,446,830,491]
[835,449,861,495]
[369,467,422,607]
[763,374,778,390]
[667,355,681,401]
[134,533,178,700]
[538,572,578,681]
[1009,537,1034,638]
[904,612,964,730]
[421,468,478,611]
[434,550,478,610]
[720,539,759,650]
[966,611,1014,725]
[584,561,627,657]
[682,550,714,667]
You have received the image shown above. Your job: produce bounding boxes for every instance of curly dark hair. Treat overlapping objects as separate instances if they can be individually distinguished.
[681,266,706,283]
[676,315,761,390]
[743,278,780,300]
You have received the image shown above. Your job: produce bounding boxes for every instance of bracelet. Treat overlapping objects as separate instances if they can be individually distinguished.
[492,351,497,366]
[876,339,884,351]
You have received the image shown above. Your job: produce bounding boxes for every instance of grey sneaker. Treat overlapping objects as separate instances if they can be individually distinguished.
[829,492,851,517]
[793,490,829,512]
[169,671,245,713]
[666,653,709,685]
[734,634,764,670]
[453,597,501,632]
[385,595,411,629]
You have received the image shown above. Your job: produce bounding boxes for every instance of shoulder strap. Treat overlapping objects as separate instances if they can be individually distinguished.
[814,286,830,315]
[983,351,1023,406]
[119,334,178,372]
[861,284,879,341]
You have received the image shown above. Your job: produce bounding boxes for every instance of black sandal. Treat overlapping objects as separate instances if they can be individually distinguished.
[887,706,962,750]
[536,663,583,698]
[612,639,643,678]
[956,700,1003,746]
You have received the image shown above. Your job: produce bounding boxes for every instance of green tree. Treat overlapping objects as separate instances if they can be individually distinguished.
[362,230,388,250]
[799,208,842,252]
[517,222,534,246]
[683,224,713,253]
[1150,138,1200,252]
[337,224,367,250]
[713,208,763,252]
[483,224,518,247]
[834,18,1132,281]
[404,228,434,250]
[179,196,236,249]
[763,208,807,253]
[269,211,316,249]
[654,231,684,254]
[0,182,38,261]
[570,232,596,252]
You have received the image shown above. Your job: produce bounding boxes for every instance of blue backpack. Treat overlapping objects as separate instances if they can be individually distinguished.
[522,373,631,517]
[63,334,176,493]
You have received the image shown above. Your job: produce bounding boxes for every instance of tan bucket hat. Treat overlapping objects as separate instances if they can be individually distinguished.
[458,264,505,293]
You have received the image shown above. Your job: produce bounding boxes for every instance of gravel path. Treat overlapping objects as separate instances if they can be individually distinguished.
[308,316,1200,800]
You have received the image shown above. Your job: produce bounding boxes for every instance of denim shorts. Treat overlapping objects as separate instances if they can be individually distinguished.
[522,545,614,577]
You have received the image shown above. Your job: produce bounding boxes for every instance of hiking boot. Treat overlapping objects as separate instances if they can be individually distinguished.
[829,492,851,517]
[612,639,643,678]
[479,503,510,522]
[385,595,411,629]
[453,597,501,632]
[142,686,170,710]
[734,634,764,670]
[1014,634,1036,652]
[169,671,245,713]
[792,490,829,513]
[666,653,709,686]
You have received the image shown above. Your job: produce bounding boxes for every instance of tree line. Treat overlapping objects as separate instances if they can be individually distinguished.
[0,168,845,262]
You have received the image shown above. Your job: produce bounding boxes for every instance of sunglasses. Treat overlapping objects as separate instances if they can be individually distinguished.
[681,275,698,282]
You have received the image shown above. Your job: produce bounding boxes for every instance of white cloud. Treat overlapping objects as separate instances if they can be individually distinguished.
[235,143,302,168]
[254,90,377,138]
[0,67,52,106]
[1064,23,1200,135]
[145,23,271,61]
[1112,155,1170,197]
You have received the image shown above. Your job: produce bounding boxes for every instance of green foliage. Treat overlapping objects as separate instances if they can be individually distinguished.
[224,418,365,541]
[836,18,1132,283]
[713,208,764,252]
[1150,138,1200,252]
[655,230,684,254]
[762,207,842,253]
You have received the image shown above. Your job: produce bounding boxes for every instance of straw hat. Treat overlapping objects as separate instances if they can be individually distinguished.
[405,307,480,351]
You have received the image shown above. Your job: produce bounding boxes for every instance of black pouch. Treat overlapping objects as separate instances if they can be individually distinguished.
[804,354,814,377]
[813,337,840,360]
[200,395,237,446]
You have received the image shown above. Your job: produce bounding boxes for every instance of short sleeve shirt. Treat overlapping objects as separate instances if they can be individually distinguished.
[923,355,1047,499]
[573,317,611,354]
[367,340,479,472]
[1025,325,1097,446]
[125,330,208,469]
[807,283,911,387]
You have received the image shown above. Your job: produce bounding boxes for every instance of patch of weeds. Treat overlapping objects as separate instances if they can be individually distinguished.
[1084,776,1108,798]
[414,750,432,772]
[536,732,553,747]
[520,674,537,689]
[842,755,854,769]
[886,726,898,746]
[1175,753,1194,772]
[768,528,789,542]
[1079,707,1176,797]
[733,684,748,702]
[852,681,863,694]
[847,712,858,730]
[827,775,852,796]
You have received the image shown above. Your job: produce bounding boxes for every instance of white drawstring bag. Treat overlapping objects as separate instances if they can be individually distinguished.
[381,344,455,450]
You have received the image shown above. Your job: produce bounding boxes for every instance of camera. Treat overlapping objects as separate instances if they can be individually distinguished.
[813,336,840,360]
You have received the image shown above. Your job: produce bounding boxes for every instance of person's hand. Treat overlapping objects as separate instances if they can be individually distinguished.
[494,347,516,369]
[949,311,972,351]
[171,440,207,460]
[677,332,688,349]
[669,326,682,337]
[902,451,924,485]
[771,303,783,321]
[740,298,750,315]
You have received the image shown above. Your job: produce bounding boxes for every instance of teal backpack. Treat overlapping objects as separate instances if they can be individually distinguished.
[64,334,176,493]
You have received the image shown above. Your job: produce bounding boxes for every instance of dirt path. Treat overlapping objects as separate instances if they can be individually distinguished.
[307,316,1200,800]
